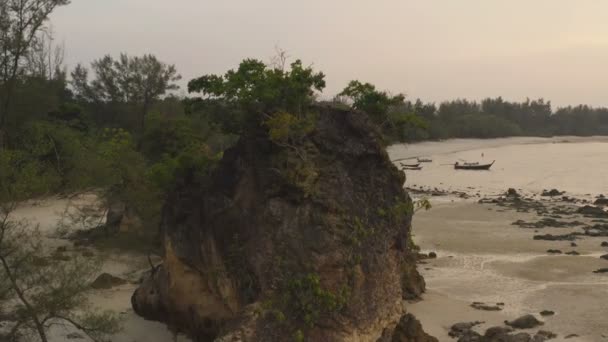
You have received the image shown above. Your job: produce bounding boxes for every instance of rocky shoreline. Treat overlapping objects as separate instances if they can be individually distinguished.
[408,185,608,342]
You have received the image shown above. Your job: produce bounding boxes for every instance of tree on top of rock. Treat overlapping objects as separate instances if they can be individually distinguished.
[339,80,428,142]
[187,58,326,135]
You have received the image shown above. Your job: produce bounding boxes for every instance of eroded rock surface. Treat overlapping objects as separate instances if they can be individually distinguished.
[132,106,428,341]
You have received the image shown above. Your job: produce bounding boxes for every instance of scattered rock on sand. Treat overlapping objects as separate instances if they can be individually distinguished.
[534,233,578,241]
[449,321,483,338]
[602,241,608,247]
[565,334,579,339]
[595,198,608,206]
[542,189,564,197]
[513,218,584,229]
[600,254,608,260]
[428,252,437,258]
[535,330,557,340]
[483,326,514,339]
[383,313,438,342]
[547,249,563,254]
[91,273,127,289]
[583,224,608,237]
[565,251,580,256]
[570,242,577,247]
[507,188,520,197]
[505,314,543,329]
[471,302,502,311]
[577,205,608,217]
[450,323,553,342]
[540,310,555,316]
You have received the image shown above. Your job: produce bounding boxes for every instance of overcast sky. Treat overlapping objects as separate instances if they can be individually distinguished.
[50,0,608,107]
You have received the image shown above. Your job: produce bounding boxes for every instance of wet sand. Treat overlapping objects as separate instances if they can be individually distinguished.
[6,196,192,342]
[409,201,608,342]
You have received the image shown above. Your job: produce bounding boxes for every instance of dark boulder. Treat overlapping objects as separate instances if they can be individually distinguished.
[595,198,608,206]
[385,313,438,342]
[546,249,562,254]
[507,188,520,197]
[534,234,578,241]
[583,224,608,237]
[541,189,564,197]
[535,330,557,340]
[505,315,543,329]
[577,205,608,217]
[91,273,127,290]
[471,302,502,311]
[449,321,483,338]
[593,268,608,273]
[450,323,552,342]
[483,326,513,339]
[539,310,555,316]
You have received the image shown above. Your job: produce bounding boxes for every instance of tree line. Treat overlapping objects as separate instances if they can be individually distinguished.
[385,97,608,142]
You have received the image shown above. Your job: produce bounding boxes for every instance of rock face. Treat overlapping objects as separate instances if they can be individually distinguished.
[131,106,428,341]
[377,314,437,342]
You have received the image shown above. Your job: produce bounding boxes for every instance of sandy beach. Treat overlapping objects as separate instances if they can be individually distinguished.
[409,199,608,342]
[6,196,192,342]
[388,137,608,341]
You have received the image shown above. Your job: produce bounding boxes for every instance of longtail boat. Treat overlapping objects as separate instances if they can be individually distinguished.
[454,161,495,170]
[400,162,420,168]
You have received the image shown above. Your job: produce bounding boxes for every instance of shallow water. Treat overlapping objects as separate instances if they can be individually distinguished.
[388,136,608,197]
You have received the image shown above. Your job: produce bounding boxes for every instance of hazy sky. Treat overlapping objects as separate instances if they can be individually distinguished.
[50,0,608,107]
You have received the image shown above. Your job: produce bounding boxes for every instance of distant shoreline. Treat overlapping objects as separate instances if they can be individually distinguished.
[388,135,608,160]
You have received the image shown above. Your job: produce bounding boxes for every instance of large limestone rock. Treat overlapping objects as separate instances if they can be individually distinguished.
[131,105,428,341]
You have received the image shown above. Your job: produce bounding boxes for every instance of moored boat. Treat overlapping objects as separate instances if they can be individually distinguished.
[400,162,420,168]
[417,158,433,163]
[454,161,495,170]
